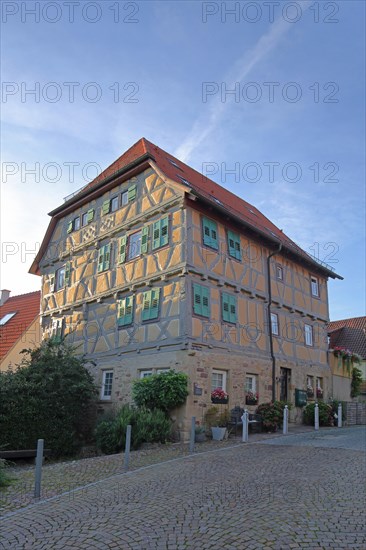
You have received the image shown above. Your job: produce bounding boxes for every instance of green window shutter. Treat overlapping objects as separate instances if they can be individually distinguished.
[227,230,241,260]
[49,273,55,292]
[152,220,161,250]
[201,286,210,318]
[97,247,104,273]
[87,209,94,223]
[150,288,160,319]
[118,236,127,264]
[67,221,73,234]
[193,284,209,317]
[104,243,111,270]
[64,262,71,286]
[102,200,110,216]
[128,184,136,202]
[141,226,149,254]
[160,216,169,247]
[117,296,134,326]
[202,217,218,250]
[142,291,151,322]
[222,293,236,323]
[222,293,230,322]
[193,284,202,315]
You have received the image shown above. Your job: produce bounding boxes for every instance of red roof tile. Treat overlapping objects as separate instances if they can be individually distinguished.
[327,317,366,359]
[0,291,41,362]
[30,138,342,279]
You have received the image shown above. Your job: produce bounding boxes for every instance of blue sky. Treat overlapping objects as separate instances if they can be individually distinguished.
[1,0,365,320]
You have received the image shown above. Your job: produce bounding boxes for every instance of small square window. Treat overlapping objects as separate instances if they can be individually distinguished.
[271,313,279,336]
[127,231,142,260]
[101,371,114,400]
[140,370,153,378]
[305,324,313,346]
[111,196,119,212]
[56,267,65,290]
[276,265,283,280]
[121,191,128,206]
[211,370,227,392]
[311,276,319,297]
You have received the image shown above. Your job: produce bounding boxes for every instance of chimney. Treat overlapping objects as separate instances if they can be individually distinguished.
[0,290,11,306]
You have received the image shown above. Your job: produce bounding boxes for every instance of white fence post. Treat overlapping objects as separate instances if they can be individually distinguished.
[34,438,44,499]
[338,403,342,428]
[124,425,132,470]
[189,416,196,453]
[314,403,319,431]
[241,409,249,443]
[283,405,288,435]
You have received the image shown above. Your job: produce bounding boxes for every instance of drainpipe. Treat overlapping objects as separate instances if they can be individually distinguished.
[266,243,282,402]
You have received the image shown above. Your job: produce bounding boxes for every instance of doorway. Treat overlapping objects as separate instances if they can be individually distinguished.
[280,367,291,402]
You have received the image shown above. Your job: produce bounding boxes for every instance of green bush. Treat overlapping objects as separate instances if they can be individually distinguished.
[95,405,172,455]
[0,340,98,457]
[303,402,334,426]
[351,367,363,398]
[0,459,13,488]
[255,401,291,432]
[132,370,189,412]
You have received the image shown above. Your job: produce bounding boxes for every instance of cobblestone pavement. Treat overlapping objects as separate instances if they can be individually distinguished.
[1,427,365,549]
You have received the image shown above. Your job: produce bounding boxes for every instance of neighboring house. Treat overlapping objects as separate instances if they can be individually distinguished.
[0,290,41,371]
[29,138,342,436]
[327,317,366,400]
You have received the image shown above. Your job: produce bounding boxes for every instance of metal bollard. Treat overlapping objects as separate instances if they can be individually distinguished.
[337,403,342,428]
[34,438,44,499]
[241,409,249,443]
[124,425,132,470]
[283,405,288,435]
[314,403,319,431]
[189,416,196,453]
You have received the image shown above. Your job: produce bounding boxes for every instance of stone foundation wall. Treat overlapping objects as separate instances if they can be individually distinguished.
[345,402,366,425]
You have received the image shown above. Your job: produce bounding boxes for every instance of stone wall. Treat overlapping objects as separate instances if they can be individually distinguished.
[345,402,366,425]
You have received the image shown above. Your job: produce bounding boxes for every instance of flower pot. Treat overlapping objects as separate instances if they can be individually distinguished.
[211,427,227,441]
[245,397,257,406]
[211,397,228,404]
[195,433,206,443]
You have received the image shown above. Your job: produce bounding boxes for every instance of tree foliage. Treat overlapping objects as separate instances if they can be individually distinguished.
[351,367,363,398]
[0,339,98,457]
[132,370,189,412]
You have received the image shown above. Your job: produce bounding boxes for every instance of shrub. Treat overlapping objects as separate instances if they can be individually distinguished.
[95,405,172,455]
[0,340,98,457]
[303,402,334,426]
[255,401,290,432]
[0,459,13,488]
[351,367,363,398]
[132,370,189,412]
[204,406,229,428]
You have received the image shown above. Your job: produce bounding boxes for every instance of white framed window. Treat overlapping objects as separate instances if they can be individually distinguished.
[82,212,88,226]
[271,313,279,336]
[304,324,313,346]
[101,371,114,400]
[51,318,64,342]
[211,369,227,392]
[157,368,170,374]
[127,231,142,261]
[56,267,65,290]
[245,374,257,393]
[311,276,319,297]
[111,196,119,212]
[140,370,153,378]
[121,191,129,206]
[276,265,283,280]
[0,312,16,326]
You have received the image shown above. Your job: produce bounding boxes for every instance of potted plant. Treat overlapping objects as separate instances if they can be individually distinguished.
[211,388,229,404]
[307,384,314,398]
[195,426,206,443]
[245,391,258,406]
[316,387,323,399]
[204,406,229,441]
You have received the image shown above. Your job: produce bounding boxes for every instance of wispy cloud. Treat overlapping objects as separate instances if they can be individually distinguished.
[175,5,311,162]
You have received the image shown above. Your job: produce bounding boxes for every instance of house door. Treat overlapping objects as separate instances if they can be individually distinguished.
[280,368,291,402]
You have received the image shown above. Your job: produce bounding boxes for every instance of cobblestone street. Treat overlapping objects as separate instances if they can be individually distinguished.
[1,426,365,549]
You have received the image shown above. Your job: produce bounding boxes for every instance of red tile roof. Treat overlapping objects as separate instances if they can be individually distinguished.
[327,317,366,359]
[0,291,41,362]
[30,138,342,279]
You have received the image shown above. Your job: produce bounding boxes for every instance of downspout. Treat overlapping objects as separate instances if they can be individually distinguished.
[267,243,283,402]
